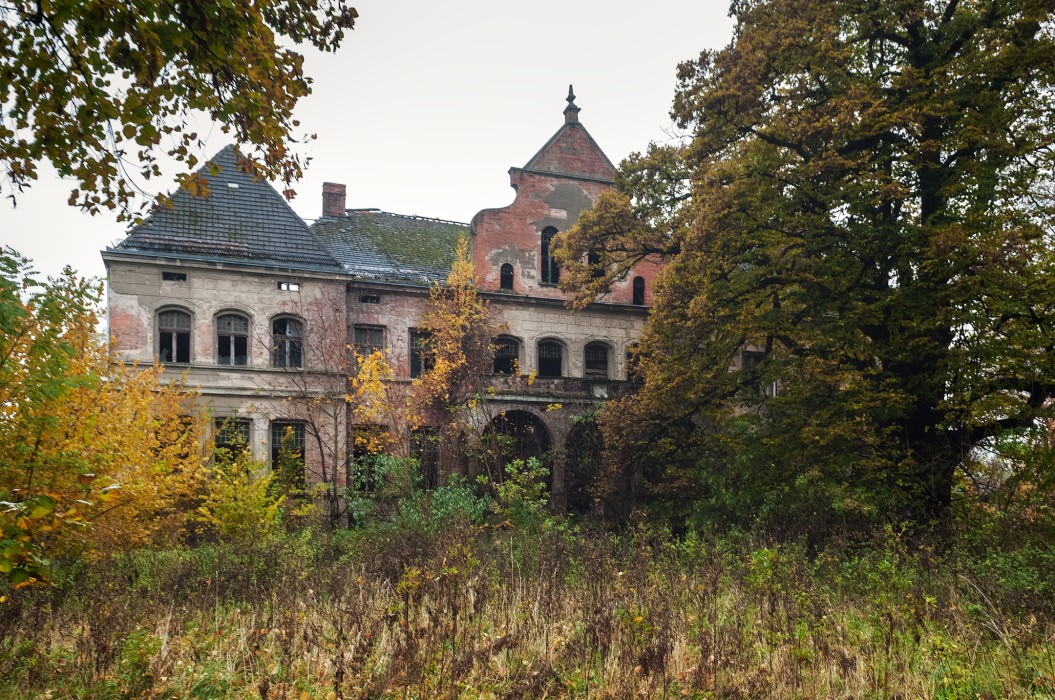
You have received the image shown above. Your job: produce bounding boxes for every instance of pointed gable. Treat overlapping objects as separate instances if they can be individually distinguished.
[523,124,616,181]
[522,88,615,181]
[114,145,342,271]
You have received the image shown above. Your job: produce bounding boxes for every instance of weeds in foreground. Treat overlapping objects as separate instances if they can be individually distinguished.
[0,516,1053,699]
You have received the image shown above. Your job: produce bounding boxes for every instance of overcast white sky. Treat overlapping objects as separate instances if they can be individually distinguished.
[2,1,734,281]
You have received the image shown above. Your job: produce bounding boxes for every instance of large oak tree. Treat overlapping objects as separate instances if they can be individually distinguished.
[557,0,1055,528]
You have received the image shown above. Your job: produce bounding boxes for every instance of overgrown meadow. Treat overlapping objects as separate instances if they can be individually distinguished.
[3,472,1053,700]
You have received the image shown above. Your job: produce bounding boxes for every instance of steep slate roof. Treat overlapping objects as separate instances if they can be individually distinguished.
[312,211,467,285]
[112,146,343,271]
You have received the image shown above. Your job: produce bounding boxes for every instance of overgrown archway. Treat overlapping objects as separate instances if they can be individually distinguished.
[479,410,552,488]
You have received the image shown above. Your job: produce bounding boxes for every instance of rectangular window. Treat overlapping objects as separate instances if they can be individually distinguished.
[162,271,187,282]
[359,294,381,304]
[409,330,434,378]
[277,281,300,292]
[354,325,384,358]
[270,421,305,472]
[158,309,191,363]
[214,419,251,457]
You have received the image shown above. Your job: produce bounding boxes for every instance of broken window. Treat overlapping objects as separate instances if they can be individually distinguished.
[162,271,187,282]
[272,317,303,368]
[216,313,249,366]
[158,309,191,364]
[537,340,563,378]
[541,227,560,285]
[584,342,609,379]
[500,263,514,290]
[493,337,520,375]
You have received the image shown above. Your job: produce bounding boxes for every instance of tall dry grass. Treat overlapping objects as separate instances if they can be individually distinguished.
[0,518,1052,699]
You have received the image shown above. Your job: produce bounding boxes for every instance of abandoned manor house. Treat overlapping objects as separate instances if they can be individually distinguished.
[102,91,660,511]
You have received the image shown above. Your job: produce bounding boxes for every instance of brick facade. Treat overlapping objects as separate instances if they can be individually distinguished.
[102,91,658,511]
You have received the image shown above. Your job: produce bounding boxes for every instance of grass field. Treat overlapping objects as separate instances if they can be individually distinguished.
[2,511,1053,699]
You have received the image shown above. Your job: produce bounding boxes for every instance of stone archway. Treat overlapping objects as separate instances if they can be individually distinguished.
[478,409,552,487]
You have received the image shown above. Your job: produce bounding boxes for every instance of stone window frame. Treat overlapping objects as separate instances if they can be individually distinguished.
[215,309,252,366]
[536,337,566,378]
[583,340,613,380]
[156,306,193,365]
[271,314,305,369]
[492,334,523,375]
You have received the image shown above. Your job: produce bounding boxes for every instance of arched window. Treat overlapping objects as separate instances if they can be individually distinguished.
[632,276,646,306]
[216,313,249,366]
[158,308,191,364]
[500,263,514,290]
[537,340,563,378]
[493,337,520,374]
[541,227,560,285]
[584,342,609,379]
[272,317,303,368]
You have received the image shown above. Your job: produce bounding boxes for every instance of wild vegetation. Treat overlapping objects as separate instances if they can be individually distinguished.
[5,0,1055,696]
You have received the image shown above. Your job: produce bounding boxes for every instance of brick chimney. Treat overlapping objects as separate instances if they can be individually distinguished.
[322,182,346,217]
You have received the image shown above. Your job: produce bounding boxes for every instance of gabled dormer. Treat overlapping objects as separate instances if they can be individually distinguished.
[471,88,617,301]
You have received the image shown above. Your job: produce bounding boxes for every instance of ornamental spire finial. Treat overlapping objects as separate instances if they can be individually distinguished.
[564,84,580,123]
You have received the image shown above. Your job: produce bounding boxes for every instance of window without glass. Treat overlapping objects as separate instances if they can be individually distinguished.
[354,325,384,358]
[537,340,563,378]
[632,276,646,306]
[272,317,303,368]
[409,330,434,378]
[359,294,381,304]
[162,271,187,282]
[540,227,560,285]
[493,337,520,374]
[158,309,191,363]
[216,313,249,366]
[500,263,514,290]
[584,342,609,379]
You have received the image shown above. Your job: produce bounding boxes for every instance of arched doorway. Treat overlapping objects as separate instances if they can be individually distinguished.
[479,410,552,487]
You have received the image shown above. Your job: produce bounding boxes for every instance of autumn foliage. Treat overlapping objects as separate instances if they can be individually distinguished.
[0,249,207,585]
